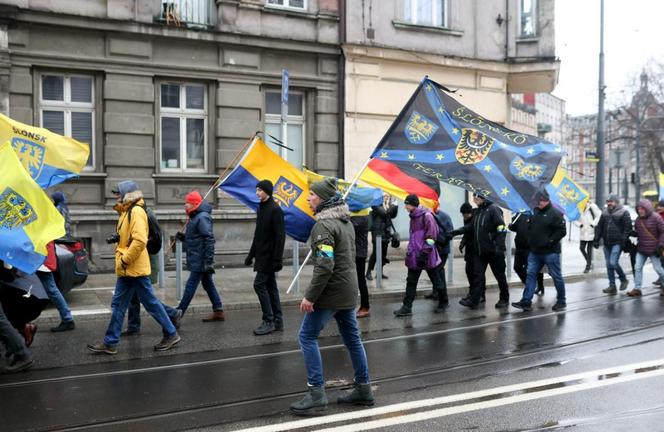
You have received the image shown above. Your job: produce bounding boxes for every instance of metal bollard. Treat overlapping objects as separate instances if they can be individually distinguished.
[175,238,183,301]
[375,235,382,289]
[292,241,299,294]
[506,231,513,279]
[447,250,453,283]
[158,237,165,289]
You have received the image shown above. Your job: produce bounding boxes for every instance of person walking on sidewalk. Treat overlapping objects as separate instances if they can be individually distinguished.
[351,212,371,318]
[627,200,664,297]
[37,241,75,332]
[423,206,453,303]
[245,180,285,336]
[509,212,544,296]
[594,194,631,294]
[454,203,485,304]
[366,193,398,281]
[575,200,602,273]
[290,178,373,416]
[51,192,73,239]
[654,200,664,288]
[87,180,180,355]
[393,194,446,317]
[512,190,567,312]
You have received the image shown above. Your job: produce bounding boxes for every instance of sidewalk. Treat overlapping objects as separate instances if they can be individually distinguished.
[37,237,618,324]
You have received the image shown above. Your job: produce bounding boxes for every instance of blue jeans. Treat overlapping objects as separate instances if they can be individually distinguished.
[603,244,627,286]
[298,308,370,387]
[521,252,566,304]
[37,271,73,322]
[177,271,223,314]
[104,276,176,346]
[127,292,179,332]
[634,252,664,289]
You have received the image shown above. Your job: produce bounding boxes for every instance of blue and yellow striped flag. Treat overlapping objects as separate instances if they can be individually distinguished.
[0,141,66,273]
[303,168,383,216]
[545,167,589,221]
[0,113,90,189]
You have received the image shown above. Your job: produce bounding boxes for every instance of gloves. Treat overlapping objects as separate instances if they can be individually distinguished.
[416,252,427,268]
[273,261,283,272]
[593,241,600,249]
[174,231,185,242]
[203,264,215,275]
[244,256,253,267]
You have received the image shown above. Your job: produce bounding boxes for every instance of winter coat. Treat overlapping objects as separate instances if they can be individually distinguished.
[472,201,507,255]
[634,199,664,256]
[248,198,285,273]
[52,192,72,237]
[527,203,567,254]
[351,215,369,259]
[306,202,358,310]
[370,203,398,237]
[508,213,530,251]
[184,201,215,273]
[113,191,151,277]
[405,206,441,270]
[595,204,632,247]
[574,202,601,241]
[459,216,475,261]
[433,209,453,255]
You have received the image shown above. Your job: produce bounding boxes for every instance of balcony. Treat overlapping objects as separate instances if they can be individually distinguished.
[156,0,215,30]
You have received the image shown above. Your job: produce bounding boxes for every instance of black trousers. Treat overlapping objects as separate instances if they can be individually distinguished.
[514,249,544,291]
[367,235,389,273]
[471,252,509,304]
[355,257,370,309]
[253,271,282,324]
[579,241,593,269]
[437,252,449,298]
[403,265,447,309]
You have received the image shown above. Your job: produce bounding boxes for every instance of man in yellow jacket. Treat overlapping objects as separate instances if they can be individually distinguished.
[88,181,181,354]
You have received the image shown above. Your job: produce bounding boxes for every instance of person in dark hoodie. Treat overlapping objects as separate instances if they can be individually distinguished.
[51,191,72,238]
[455,202,485,304]
[245,180,286,336]
[351,212,371,318]
[509,211,544,296]
[628,199,664,297]
[290,178,373,416]
[594,194,631,294]
[512,190,567,312]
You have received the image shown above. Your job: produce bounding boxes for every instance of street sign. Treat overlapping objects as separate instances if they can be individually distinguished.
[585,151,599,162]
[281,69,289,123]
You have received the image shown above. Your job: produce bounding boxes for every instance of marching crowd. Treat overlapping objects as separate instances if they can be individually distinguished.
[2,176,664,416]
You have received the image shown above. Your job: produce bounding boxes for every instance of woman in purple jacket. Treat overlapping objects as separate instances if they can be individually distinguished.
[393,194,446,317]
[629,200,664,296]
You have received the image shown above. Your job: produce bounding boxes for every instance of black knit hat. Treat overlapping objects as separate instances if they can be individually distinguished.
[404,194,420,207]
[256,179,273,196]
[310,178,338,201]
[535,189,550,202]
[460,202,473,214]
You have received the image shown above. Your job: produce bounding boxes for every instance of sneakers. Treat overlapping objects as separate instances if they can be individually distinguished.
[254,320,276,336]
[434,302,449,313]
[619,280,629,291]
[356,307,371,318]
[121,328,141,337]
[2,356,34,374]
[459,298,479,310]
[627,289,642,297]
[511,300,533,311]
[393,306,412,317]
[552,302,567,311]
[603,285,617,295]
[154,333,181,351]
[51,320,75,332]
[337,383,375,406]
[494,299,509,309]
[87,342,118,355]
[21,323,37,347]
[365,271,373,281]
[290,385,328,416]
[171,309,183,329]
[202,310,225,322]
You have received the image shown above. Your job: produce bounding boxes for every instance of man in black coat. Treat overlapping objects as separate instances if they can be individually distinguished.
[512,190,567,312]
[366,194,398,280]
[509,212,544,295]
[245,180,286,336]
[351,214,371,318]
[593,194,631,294]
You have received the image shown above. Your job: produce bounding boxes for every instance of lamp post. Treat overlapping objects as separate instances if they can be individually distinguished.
[595,0,606,205]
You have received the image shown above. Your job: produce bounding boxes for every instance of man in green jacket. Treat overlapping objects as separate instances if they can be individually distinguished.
[290,178,374,416]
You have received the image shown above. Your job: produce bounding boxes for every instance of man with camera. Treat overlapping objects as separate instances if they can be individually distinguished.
[87,180,180,354]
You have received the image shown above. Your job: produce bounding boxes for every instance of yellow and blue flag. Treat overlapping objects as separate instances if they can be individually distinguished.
[659,173,663,200]
[0,113,90,189]
[0,141,66,273]
[545,167,589,221]
[303,169,383,215]
[219,138,315,242]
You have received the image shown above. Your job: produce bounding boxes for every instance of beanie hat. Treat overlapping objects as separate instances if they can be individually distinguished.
[607,194,620,203]
[535,189,550,201]
[460,202,473,214]
[185,191,203,208]
[404,194,420,207]
[51,191,66,205]
[256,179,274,196]
[310,178,338,201]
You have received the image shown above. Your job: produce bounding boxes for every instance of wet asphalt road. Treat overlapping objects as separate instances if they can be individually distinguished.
[3,271,664,432]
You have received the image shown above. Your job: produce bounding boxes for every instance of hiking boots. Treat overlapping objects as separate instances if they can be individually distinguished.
[154,333,181,351]
[337,383,375,406]
[87,342,118,355]
[202,310,226,322]
[356,307,371,318]
[274,320,284,332]
[290,385,328,416]
[619,280,629,291]
[393,306,412,317]
[365,271,373,281]
[511,300,533,312]
[603,285,617,295]
[627,289,642,297]
[2,356,34,374]
[552,302,567,311]
[51,320,75,332]
[459,298,479,310]
[254,320,275,336]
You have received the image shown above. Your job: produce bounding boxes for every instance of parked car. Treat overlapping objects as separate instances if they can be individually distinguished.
[53,239,89,294]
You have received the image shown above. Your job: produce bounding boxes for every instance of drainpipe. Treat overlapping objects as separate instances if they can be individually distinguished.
[504,0,509,61]
[338,0,346,178]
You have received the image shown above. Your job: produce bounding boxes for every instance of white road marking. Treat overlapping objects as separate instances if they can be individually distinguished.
[71,308,111,316]
[232,358,664,432]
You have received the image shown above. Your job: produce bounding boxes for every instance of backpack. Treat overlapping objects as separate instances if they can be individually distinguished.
[127,203,163,255]
[433,212,449,247]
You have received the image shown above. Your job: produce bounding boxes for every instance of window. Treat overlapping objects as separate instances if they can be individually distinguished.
[264,90,305,168]
[266,0,306,11]
[159,83,207,172]
[404,0,447,27]
[520,0,536,37]
[40,74,95,168]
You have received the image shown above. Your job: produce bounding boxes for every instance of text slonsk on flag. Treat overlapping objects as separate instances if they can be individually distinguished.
[218,138,315,243]
[0,141,66,273]
[546,167,589,221]
[303,169,383,216]
[360,78,564,213]
[0,113,90,189]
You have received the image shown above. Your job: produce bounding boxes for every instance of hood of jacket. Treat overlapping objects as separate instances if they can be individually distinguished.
[409,206,427,220]
[637,199,654,217]
[316,202,350,222]
[113,190,144,214]
[189,200,213,218]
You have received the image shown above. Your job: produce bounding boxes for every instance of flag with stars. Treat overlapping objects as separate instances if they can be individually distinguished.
[359,78,564,212]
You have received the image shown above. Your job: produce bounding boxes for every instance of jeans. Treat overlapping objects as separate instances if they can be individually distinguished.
[580,241,593,269]
[104,276,176,346]
[514,249,544,292]
[403,266,446,308]
[0,301,30,360]
[521,252,566,304]
[471,252,509,304]
[367,235,389,273]
[253,271,282,324]
[127,292,179,332]
[634,252,664,289]
[177,271,223,314]
[356,257,369,309]
[298,308,370,387]
[603,244,627,286]
[37,271,73,322]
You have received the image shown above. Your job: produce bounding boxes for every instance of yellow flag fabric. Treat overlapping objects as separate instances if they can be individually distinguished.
[0,113,90,188]
[0,141,66,273]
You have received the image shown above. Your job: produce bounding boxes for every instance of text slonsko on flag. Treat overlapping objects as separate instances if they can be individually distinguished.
[360,78,564,213]
[0,113,90,189]
[546,167,589,221]
[218,138,315,243]
[303,169,383,215]
[0,141,66,273]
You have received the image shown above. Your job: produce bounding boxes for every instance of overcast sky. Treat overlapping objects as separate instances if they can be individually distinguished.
[553,0,664,116]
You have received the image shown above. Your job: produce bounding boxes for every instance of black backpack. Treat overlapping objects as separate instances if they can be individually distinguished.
[127,203,163,255]
[433,212,450,247]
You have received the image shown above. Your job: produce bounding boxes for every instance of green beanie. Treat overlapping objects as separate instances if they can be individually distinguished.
[310,178,338,201]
